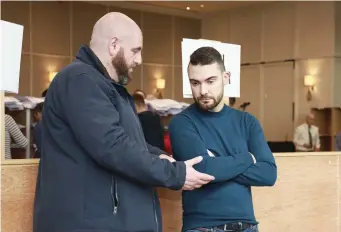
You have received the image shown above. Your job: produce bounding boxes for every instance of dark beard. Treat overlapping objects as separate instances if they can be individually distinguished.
[111,49,130,85]
[194,91,224,111]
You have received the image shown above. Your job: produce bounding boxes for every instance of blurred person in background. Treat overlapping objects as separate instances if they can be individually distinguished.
[133,93,165,150]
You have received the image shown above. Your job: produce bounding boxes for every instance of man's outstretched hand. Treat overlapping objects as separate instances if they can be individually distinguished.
[183,156,215,190]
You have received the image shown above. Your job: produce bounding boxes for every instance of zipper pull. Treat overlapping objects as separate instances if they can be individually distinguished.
[113,206,118,214]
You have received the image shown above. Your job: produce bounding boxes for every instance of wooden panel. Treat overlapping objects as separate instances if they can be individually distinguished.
[143,65,172,98]
[143,29,173,65]
[339,156,341,231]
[173,67,194,104]
[237,65,261,120]
[1,153,341,232]
[254,155,339,231]
[174,17,201,65]
[31,1,71,56]
[142,12,172,31]
[32,55,70,97]
[296,58,333,120]
[262,2,295,61]
[201,13,230,43]
[1,164,38,232]
[0,1,30,52]
[336,2,341,57]
[229,8,262,63]
[296,2,335,59]
[263,62,294,141]
[334,58,341,108]
[18,55,31,96]
[72,2,108,56]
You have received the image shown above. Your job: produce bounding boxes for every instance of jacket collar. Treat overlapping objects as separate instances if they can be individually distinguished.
[75,44,134,101]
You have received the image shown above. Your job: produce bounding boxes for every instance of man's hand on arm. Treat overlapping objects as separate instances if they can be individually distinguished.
[183,156,215,190]
[159,155,215,189]
[159,154,175,162]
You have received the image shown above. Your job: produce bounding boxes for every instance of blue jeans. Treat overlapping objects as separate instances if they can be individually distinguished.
[186,225,258,232]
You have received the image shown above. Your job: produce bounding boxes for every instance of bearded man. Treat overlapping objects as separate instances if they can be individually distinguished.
[169,46,277,232]
[33,12,215,232]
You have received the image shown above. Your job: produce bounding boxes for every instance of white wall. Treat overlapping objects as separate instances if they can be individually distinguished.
[202,1,340,141]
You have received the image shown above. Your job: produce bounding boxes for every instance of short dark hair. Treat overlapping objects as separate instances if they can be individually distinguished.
[189,46,225,72]
[133,93,146,108]
[133,89,146,98]
[229,97,236,107]
[33,102,44,114]
[41,89,48,97]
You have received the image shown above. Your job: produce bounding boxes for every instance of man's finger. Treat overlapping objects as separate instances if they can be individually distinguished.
[194,179,211,185]
[196,172,215,181]
[185,156,203,166]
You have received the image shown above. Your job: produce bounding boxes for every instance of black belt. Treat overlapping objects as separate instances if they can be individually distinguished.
[197,222,254,232]
[217,222,253,231]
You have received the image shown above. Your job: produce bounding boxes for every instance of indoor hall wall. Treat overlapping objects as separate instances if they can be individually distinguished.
[202,1,340,142]
[0,1,200,102]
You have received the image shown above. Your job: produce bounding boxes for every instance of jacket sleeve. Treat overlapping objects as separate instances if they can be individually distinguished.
[169,114,254,183]
[62,73,185,190]
[146,142,166,156]
[233,115,277,186]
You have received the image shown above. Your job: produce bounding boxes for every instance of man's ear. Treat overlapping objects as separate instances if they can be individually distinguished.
[223,71,231,85]
[109,37,120,56]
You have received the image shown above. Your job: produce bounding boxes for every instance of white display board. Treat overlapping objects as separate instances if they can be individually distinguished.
[181,38,241,98]
[0,20,24,93]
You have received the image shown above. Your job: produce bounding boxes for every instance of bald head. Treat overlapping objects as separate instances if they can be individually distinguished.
[89,12,143,84]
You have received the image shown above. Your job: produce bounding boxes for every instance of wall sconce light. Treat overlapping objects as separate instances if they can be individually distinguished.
[155,78,165,99]
[304,75,315,101]
[49,71,58,83]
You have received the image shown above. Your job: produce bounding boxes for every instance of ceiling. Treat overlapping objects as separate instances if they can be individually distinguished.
[130,1,258,13]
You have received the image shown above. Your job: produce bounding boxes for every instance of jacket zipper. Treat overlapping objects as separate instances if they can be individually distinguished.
[152,189,159,232]
[111,176,119,214]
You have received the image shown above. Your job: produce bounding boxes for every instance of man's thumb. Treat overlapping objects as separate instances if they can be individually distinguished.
[185,156,203,166]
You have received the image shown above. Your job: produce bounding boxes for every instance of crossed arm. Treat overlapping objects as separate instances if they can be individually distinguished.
[168,113,277,186]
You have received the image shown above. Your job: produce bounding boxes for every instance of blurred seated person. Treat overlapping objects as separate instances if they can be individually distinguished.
[293,113,321,152]
[133,93,165,150]
[4,107,28,159]
[33,102,44,158]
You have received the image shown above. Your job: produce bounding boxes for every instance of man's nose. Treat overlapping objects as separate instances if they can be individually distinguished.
[200,84,208,95]
[135,53,142,65]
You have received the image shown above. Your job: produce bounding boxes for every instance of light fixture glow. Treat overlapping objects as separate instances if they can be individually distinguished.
[186,6,190,10]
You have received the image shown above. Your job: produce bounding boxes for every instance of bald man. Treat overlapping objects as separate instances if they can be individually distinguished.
[293,113,321,152]
[33,12,214,232]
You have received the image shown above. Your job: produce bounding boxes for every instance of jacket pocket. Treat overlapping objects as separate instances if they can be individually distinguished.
[111,175,119,215]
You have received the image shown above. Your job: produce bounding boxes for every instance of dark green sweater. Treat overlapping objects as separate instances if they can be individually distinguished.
[169,104,277,231]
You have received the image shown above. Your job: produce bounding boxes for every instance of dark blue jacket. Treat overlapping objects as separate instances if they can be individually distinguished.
[33,45,186,232]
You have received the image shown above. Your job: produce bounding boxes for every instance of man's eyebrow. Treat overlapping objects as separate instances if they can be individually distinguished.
[131,47,142,52]
[189,76,218,82]
[206,76,218,81]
